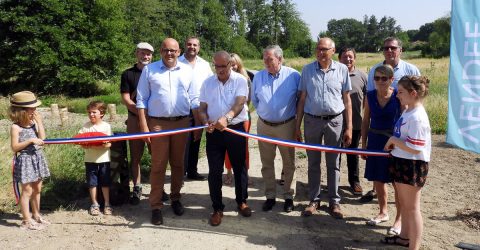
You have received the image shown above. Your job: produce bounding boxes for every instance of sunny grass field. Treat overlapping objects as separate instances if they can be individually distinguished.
[0,53,449,211]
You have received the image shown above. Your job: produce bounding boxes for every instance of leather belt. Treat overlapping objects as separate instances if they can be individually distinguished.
[259,116,295,126]
[149,115,188,121]
[305,112,342,120]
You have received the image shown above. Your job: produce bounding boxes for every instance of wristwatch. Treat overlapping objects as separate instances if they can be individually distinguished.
[224,114,233,124]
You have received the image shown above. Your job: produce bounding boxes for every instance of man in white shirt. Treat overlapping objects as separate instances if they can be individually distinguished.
[198,51,251,226]
[179,37,213,181]
[136,38,200,225]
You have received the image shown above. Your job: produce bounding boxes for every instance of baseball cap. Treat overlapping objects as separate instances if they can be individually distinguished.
[136,42,154,52]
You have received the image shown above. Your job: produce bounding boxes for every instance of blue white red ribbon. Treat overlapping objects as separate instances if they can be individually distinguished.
[44,126,390,157]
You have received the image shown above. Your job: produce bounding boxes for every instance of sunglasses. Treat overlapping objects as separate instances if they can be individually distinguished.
[374,76,390,82]
[383,46,399,51]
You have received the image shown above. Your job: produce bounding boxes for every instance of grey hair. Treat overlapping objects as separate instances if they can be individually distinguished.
[263,45,283,59]
[384,37,403,48]
[318,37,335,49]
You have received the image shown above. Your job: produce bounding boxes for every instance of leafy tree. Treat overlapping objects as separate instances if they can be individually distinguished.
[325,18,366,51]
[422,17,450,57]
[0,0,130,96]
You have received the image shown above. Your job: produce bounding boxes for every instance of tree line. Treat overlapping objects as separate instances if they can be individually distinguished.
[0,0,449,97]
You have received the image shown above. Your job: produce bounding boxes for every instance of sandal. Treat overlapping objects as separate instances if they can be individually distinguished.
[89,204,100,216]
[104,205,113,215]
[224,173,233,185]
[33,216,51,225]
[21,219,44,230]
[366,214,390,226]
[387,226,401,236]
[381,235,409,247]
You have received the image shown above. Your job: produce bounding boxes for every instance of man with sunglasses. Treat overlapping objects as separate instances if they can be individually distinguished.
[296,37,352,219]
[361,37,421,204]
[136,38,200,225]
[198,51,250,226]
[179,36,213,181]
[366,37,420,91]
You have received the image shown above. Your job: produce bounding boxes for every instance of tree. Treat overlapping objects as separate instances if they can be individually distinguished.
[325,18,366,51]
[422,16,450,57]
[0,0,131,96]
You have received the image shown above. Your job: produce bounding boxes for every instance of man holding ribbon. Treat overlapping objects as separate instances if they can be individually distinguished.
[136,38,200,225]
[296,37,352,219]
[251,45,301,213]
[198,51,250,226]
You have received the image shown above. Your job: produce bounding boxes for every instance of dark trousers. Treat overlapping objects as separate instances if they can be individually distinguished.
[206,122,248,211]
[345,129,361,186]
[184,116,201,176]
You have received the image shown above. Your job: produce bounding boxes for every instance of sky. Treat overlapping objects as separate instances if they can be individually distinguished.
[293,0,452,40]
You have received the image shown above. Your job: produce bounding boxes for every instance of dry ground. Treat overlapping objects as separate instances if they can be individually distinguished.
[0,111,479,249]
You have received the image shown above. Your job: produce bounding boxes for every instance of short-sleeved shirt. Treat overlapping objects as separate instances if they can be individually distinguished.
[178,55,213,95]
[251,66,300,122]
[298,60,352,115]
[391,106,431,162]
[367,60,421,91]
[120,64,143,103]
[349,68,367,130]
[199,71,249,125]
[79,121,112,163]
[136,60,199,117]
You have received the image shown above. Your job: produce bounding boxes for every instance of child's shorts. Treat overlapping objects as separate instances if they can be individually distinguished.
[389,156,429,187]
[85,162,111,187]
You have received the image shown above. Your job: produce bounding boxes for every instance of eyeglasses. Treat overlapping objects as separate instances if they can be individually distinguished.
[213,62,230,69]
[161,49,178,54]
[316,47,332,52]
[374,76,390,82]
[383,46,399,51]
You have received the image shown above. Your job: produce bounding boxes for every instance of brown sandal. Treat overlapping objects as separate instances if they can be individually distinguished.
[104,205,113,215]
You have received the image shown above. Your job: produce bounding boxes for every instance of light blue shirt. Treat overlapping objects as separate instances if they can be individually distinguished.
[299,60,352,116]
[199,71,249,125]
[136,60,199,117]
[251,66,300,122]
[367,59,421,91]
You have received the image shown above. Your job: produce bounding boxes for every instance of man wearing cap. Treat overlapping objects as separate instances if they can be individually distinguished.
[136,38,200,225]
[179,36,213,181]
[120,42,154,205]
[251,45,300,213]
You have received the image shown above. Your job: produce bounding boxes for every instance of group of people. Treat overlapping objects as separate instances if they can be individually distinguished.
[9,35,431,249]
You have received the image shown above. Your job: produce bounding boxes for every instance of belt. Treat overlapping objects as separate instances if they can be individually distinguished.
[227,122,244,129]
[369,128,393,137]
[259,116,295,126]
[149,115,188,121]
[305,112,342,120]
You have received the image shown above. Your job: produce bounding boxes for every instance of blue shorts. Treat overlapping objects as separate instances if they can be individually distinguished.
[85,162,111,187]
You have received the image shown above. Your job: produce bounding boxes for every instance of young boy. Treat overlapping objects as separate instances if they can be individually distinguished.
[79,101,113,216]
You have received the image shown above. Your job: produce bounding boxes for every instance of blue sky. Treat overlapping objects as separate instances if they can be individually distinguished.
[293,0,452,40]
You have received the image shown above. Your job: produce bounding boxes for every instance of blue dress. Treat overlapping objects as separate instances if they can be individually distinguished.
[364,89,401,183]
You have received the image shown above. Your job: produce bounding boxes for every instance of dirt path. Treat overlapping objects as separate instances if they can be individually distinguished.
[0,112,479,249]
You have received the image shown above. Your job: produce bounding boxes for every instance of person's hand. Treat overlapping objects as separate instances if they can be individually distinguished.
[206,121,215,133]
[360,145,367,160]
[30,138,44,146]
[295,129,303,142]
[140,126,151,144]
[214,117,228,131]
[343,129,352,147]
[384,137,396,151]
[33,111,43,123]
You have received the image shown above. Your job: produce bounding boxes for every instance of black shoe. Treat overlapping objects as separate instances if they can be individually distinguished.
[359,190,377,203]
[130,186,142,205]
[187,173,206,181]
[262,199,276,211]
[151,209,163,225]
[161,191,169,202]
[171,200,185,216]
[284,199,294,213]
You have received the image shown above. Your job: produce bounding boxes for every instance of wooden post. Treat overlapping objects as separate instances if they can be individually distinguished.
[60,107,68,127]
[108,104,117,121]
[50,104,59,117]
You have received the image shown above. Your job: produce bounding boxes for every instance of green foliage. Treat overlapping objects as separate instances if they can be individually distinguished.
[0,0,131,97]
[421,17,451,58]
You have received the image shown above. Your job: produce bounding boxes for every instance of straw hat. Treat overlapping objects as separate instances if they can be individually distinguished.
[10,91,42,108]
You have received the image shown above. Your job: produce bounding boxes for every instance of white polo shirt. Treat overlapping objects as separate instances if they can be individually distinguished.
[200,71,249,125]
[179,55,214,94]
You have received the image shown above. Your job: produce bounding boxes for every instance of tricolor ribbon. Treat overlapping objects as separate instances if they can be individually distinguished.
[44,125,390,157]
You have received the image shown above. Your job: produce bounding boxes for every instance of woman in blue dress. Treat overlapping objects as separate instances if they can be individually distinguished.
[361,65,402,235]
